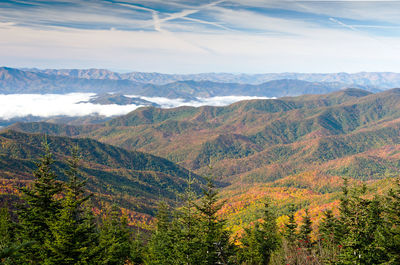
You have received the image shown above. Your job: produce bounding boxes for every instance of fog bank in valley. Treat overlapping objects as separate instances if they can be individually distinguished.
[0,93,271,120]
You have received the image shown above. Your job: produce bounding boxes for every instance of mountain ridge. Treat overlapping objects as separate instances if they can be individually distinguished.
[5,88,400,232]
[23,67,400,88]
[0,67,380,98]
[0,129,203,217]
[9,88,400,186]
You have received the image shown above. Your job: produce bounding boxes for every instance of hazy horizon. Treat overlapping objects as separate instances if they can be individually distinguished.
[7,66,400,75]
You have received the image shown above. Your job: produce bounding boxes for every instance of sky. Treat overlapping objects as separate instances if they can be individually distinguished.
[1,0,400,73]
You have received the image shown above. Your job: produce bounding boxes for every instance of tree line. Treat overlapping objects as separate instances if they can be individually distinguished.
[1,143,400,264]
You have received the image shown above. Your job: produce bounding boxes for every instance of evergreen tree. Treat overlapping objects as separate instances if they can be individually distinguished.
[337,178,350,240]
[380,177,400,264]
[319,210,341,246]
[95,205,132,265]
[0,206,13,257]
[239,202,280,265]
[239,223,264,265]
[318,210,341,264]
[282,204,299,265]
[338,184,387,264]
[0,205,28,264]
[170,173,203,265]
[299,208,313,251]
[44,146,98,265]
[130,230,144,265]
[18,140,63,264]
[145,202,175,265]
[284,204,298,243]
[238,222,262,265]
[195,176,235,265]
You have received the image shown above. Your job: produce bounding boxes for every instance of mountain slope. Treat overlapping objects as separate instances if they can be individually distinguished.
[0,130,202,217]
[6,86,400,236]
[11,88,400,186]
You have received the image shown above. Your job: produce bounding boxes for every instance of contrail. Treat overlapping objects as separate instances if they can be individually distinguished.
[116,0,230,32]
[351,25,400,29]
[152,11,163,32]
[329,17,400,52]
[116,2,156,13]
[181,16,232,31]
[329,17,359,32]
[114,0,229,54]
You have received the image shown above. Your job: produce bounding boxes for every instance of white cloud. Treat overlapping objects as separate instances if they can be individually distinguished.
[2,21,400,73]
[129,95,272,108]
[190,95,274,107]
[0,93,272,120]
[1,1,400,73]
[0,93,142,120]
[0,1,152,30]
[229,0,400,24]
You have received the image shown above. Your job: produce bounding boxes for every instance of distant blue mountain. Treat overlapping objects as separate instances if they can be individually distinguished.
[24,67,400,88]
[0,67,381,98]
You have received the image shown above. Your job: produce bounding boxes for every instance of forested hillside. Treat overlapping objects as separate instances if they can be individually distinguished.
[2,86,400,264]
[12,88,400,185]
[1,146,399,264]
[0,130,202,219]
[8,88,400,237]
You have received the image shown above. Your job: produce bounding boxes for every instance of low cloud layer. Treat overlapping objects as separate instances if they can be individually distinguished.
[135,95,272,108]
[0,93,142,120]
[0,93,271,120]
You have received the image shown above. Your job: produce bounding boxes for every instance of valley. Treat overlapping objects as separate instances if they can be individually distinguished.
[4,87,400,232]
[3,0,400,262]
[0,129,202,227]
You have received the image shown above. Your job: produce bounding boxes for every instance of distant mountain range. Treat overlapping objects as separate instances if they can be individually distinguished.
[23,67,400,88]
[10,88,400,188]
[0,67,383,98]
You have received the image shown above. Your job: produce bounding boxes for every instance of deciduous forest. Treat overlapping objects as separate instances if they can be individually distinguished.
[1,143,399,265]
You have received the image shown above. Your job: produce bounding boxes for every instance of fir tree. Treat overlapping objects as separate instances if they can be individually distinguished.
[318,210,341,264]
[319,210,341,246]
[338,184,387,264]
[380,177,400,264]
[0,205,28,264]
[282,204,299,265]
[240,223,264,265]
[130,230,144,265]
[284,204,298,243]
[299,208,313,251]
[337,177,350,239]
[18,140,63,264]
[95,205,132,265]
[171,173,203,265]
[195,176,235,265]
[145,202,175,265]
[239,202,280,265]
[44,146,98,265]
[0,206,13,255]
